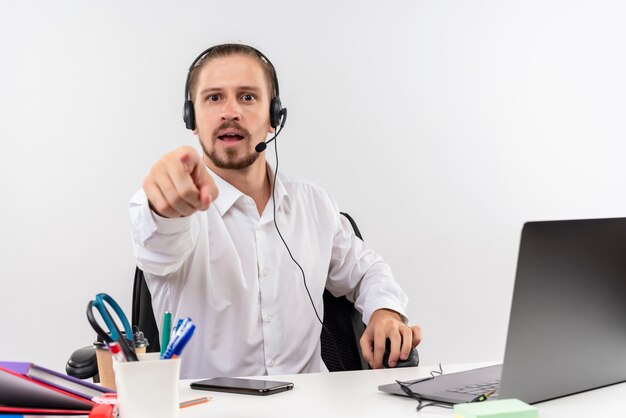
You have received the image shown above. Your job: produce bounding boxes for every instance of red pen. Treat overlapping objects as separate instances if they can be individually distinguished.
[109,342,127,362]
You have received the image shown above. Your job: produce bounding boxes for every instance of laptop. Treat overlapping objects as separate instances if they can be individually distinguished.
[379,217,626,404]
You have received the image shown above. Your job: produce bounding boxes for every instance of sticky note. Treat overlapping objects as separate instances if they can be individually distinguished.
[453,398,538,418]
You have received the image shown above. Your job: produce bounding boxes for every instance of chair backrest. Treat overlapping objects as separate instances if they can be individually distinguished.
[132,267,161,353]
[320,212,369,371]
[131,212,371,370]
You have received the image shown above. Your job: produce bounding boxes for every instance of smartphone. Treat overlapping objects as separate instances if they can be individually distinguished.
[190,377,294,396]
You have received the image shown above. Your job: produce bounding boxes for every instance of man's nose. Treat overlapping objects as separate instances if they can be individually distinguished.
[221,97,241,121]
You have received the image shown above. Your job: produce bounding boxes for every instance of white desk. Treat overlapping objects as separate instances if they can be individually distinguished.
[177,363,626,417]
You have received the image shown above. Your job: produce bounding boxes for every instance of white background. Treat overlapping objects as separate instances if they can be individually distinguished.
[1,0,625,373]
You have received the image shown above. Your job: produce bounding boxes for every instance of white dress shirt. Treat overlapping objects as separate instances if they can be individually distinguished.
[129,165,409,379]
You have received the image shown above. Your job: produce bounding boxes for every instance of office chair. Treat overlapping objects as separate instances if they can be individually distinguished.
[66,212,418,378]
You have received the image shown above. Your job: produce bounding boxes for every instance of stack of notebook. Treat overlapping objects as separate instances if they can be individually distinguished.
[0,361,114,416]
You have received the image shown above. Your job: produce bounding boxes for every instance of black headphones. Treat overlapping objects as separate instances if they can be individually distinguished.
[182,44,287,131]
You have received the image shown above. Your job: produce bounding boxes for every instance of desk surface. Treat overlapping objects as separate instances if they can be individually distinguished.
[178,362,625,417]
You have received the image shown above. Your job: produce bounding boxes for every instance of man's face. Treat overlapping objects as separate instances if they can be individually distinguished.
[192,54,273,171]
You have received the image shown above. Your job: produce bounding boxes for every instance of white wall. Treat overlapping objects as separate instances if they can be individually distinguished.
[1,0,625,373]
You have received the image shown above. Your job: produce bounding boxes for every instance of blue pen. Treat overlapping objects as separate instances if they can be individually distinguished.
[167,318,185,340]
[162,322,196,359]
[173,318,185,333]
[172,319,193,345]
[170,323,196,358]
[161,317,191,359]
[162,324,195,359]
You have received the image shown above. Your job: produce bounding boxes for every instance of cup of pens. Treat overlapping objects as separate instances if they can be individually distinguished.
[114,353,181,418]
[113,316,196,418]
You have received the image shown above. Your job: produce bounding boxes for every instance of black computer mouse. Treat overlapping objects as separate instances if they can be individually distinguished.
[382,338,420,368]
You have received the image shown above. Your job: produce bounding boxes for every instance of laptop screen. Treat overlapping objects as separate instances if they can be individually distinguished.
[499,217,626,403]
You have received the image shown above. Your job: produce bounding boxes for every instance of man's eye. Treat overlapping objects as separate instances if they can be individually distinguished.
[241,94,255,102]
[207,95,220,102]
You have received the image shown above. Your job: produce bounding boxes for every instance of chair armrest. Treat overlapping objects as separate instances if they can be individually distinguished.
[66,346,98,380]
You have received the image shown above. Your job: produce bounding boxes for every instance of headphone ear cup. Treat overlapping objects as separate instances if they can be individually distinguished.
[270,97,283,129]
[183,100,196,130]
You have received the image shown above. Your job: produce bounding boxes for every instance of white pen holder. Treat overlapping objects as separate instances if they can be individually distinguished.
[113,352,180,418]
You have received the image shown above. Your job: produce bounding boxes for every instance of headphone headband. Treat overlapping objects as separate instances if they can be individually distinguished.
[182,44,285,130]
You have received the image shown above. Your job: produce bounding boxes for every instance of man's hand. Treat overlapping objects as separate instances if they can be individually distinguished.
[143,146,218,218]
[360,308,422,369]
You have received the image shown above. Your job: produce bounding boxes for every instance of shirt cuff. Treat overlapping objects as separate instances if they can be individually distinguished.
[130,189,193,244]
[362,299,409,325]
[151,208,194,234]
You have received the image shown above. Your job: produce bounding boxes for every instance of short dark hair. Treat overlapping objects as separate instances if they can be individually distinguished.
[187,43,277,103]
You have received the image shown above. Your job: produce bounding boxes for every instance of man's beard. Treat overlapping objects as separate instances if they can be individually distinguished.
[200,121,261,170]
[201,140,260,170]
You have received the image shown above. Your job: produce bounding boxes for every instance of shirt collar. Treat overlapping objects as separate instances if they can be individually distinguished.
[207,163,290,217]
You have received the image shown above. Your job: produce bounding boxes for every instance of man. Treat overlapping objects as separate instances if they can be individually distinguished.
[129,43,421,379]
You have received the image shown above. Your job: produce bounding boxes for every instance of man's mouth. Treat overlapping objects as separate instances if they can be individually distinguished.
[217,132,245,142]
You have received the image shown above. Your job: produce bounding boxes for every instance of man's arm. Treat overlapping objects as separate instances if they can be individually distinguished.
[326,210,422,369]
[129,146,219,275]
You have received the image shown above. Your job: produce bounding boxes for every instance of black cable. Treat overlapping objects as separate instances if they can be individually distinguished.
[270,134,348,372]
[395,364,454,412]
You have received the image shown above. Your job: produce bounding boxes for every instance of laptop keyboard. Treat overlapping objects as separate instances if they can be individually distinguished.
[447,380,500,397]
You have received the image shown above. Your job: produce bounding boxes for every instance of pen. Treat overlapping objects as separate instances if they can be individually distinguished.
[161,311,172,357]
[109,342,127,363]
[175,317,191,334]
[470,389,497,403]
[162,320,196,359]
[173,318,185,333]
[169,323,195,358]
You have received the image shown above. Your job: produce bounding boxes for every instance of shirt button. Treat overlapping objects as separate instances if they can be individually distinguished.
[261,267,270,276]
[265,314,272,322]
[268,359,275,367]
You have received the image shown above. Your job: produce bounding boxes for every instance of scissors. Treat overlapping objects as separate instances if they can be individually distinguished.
[87,293,138,361]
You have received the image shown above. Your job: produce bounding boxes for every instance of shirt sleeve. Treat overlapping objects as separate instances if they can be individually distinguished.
[128,188,199,276]
[324,197,409,325]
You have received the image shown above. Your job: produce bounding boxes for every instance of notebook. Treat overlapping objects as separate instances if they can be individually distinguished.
[379,217,626,404]
[0,361,113,400]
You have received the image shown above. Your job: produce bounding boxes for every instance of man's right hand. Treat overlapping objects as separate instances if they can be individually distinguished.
[143,146,218,218]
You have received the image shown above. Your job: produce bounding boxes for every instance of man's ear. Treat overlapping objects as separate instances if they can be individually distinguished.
[268,125,275,134]
[193,127,199,135]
